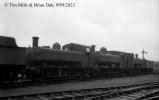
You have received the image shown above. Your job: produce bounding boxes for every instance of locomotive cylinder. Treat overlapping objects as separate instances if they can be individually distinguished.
[32,37,39,47]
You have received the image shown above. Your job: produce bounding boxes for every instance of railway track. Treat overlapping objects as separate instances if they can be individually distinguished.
[0,81,158,100]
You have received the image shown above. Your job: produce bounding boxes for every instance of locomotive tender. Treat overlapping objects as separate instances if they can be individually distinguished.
[0,36,153,83]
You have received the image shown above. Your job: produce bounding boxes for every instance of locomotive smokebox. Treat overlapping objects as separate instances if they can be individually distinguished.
[32,37,39,47]
[91,45,95,52]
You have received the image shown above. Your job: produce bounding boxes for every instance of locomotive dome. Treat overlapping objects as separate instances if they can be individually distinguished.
[52,42,61,50]
[100,47,107,54]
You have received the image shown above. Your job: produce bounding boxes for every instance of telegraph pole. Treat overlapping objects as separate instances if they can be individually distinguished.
[142,49,147,59]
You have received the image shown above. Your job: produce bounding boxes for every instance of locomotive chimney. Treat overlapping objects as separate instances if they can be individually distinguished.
[135,54,138,59]
[32,37,39,47]
[91,45,95,52]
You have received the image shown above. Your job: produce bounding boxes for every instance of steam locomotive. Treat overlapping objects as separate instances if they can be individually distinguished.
[0,36,153,83]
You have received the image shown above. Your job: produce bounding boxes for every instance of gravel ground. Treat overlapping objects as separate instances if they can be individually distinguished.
[0,75,158,97]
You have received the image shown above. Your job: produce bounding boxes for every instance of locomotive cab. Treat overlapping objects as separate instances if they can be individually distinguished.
[0,36,26,83]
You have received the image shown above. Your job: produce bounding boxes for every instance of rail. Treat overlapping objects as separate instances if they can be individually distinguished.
[0,81,158,100]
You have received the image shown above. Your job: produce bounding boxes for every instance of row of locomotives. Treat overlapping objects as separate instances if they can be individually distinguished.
[25,37,93,81]
[0,35,154,85]
[0,36,26,84]
[25,35,153,81]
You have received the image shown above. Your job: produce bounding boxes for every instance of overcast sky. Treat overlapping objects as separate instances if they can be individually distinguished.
[0,0,159,61]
